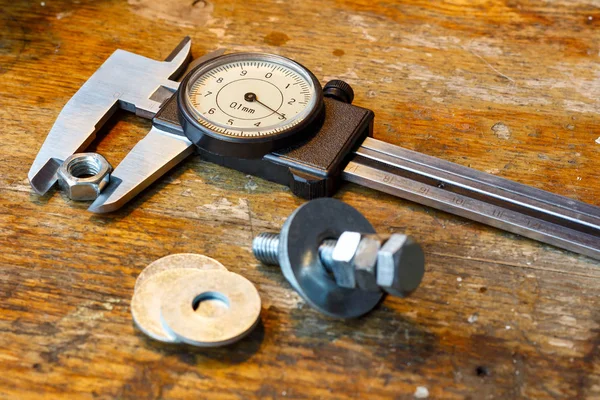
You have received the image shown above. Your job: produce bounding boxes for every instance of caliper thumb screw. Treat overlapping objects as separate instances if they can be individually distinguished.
[323,80,355,104]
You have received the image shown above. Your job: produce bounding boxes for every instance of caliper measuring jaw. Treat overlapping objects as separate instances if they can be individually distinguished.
[28,37,198,211]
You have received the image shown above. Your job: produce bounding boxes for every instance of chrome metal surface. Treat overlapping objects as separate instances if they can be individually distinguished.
[57,153,112,201]
[87,49,227,213]
[30,36,599,265]
[252,233,341,272]
[344,138,600,260]
[28,37,192,195]
[88,126,194,213]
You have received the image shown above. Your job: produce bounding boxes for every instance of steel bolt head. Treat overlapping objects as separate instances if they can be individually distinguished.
[57,153,112,201]
[376,234,425,297]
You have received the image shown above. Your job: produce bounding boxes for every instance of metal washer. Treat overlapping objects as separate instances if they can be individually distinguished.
[132,269,212,342]
[135,253,227,292]
[131,254,227,343]
[160,270,261,347]
[277,198,384,318]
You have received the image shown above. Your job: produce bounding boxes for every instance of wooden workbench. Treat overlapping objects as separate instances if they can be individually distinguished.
[1,0,599,398]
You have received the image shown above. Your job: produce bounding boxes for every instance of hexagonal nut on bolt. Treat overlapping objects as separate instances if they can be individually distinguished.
[330,232,381,292]
[376,234,425,297]
[57,153,112,201]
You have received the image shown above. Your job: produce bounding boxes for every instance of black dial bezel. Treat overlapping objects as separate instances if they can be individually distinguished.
[177,52,325,159]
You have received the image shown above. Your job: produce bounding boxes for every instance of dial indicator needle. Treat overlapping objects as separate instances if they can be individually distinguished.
[244,92,285,119]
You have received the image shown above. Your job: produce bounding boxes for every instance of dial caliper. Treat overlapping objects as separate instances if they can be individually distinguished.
[28,38,600,260]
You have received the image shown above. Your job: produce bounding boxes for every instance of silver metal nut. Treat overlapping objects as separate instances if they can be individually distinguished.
[376,234,425,297]
[57,153,112,201]
[330,231,361,288]
[353,235,381,292]
[330,232,381,292]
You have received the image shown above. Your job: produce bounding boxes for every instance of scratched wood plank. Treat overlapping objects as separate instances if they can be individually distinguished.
[1,0,599,398]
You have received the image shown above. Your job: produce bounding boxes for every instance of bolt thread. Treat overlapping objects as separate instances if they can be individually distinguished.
[67,155,102,178]
[318,239,337,272]
[252,232,281,265]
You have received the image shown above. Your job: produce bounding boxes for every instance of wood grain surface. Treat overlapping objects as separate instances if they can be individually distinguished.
[1,0,599,398]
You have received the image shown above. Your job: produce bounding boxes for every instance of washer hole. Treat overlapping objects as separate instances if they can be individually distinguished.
[192,291,230,318]
[67,156,102,178]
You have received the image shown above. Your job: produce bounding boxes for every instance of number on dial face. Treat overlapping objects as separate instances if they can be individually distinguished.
[186,60,316,138]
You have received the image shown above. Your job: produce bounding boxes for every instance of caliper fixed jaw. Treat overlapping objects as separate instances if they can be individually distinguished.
[86,48,228,214]
[27,37,193,196]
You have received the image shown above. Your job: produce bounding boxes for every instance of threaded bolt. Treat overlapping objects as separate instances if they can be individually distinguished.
[252,232,280,265]
[253,231,425,297]
[318,239,337,272]
[253,233,338,271]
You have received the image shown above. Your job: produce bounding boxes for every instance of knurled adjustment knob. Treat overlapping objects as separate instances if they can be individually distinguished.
[323,80,355,104]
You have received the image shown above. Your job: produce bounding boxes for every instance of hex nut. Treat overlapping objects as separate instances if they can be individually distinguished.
[330,231,361,288]
[57,153,112,201]
[329,232,382,292]
[353,235,382,292]
[376,234,425,297]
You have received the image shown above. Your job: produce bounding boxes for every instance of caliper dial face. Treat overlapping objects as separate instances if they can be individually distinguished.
[184,53,320,138]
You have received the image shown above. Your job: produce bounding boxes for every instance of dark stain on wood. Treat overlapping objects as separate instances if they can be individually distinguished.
[263,31,290,46]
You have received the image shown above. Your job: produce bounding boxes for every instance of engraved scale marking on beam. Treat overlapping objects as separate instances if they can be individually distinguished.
[343,162,600,260]
[342,138,600,260]
[357,138,600,231]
